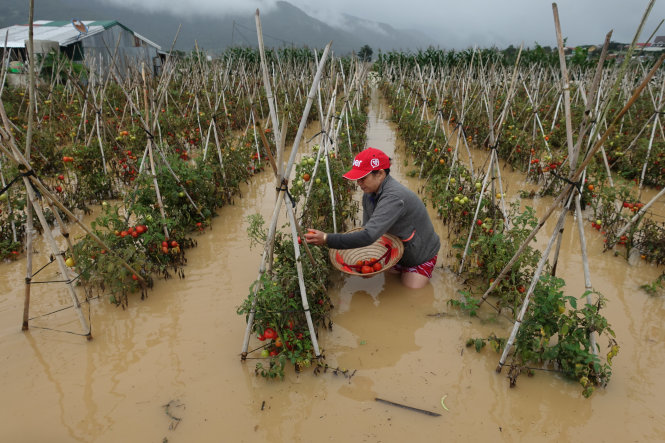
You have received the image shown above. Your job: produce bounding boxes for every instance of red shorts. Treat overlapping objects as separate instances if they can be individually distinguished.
[392,255,437,279]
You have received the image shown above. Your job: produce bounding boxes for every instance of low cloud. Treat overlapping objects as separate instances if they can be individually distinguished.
[102,0,279,18]
[102,0,664,49]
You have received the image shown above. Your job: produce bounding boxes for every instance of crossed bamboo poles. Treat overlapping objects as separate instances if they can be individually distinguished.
[240,10,369,360]
[489,9,663,371]
[240,9,331,359]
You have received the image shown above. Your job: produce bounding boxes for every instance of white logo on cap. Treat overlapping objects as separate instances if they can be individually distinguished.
[353,159,363,167]
[370,158,380,168]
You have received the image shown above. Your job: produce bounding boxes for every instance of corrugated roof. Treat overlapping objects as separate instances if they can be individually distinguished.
[0,20,160,50]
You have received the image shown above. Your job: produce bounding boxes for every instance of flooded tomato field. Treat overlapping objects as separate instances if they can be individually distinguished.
[1,89,665,442]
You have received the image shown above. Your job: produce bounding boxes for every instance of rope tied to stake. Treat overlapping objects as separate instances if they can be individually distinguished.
[0,169,36,198]
[306,130,334,145]
[550,170,583,194]
[489,140,500,151]
[141,127,155,140]
[26,253,85,285]
[276,180,296,208]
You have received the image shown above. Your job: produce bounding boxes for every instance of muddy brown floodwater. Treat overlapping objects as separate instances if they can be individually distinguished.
[2,88,665,442]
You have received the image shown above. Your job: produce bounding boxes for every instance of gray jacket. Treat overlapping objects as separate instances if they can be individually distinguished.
[327,175,440,267]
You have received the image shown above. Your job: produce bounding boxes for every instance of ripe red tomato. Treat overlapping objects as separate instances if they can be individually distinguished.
[131,231,138,238]
[263,327,276,340]
[132,274,139,281]
[162,241,168,248]
[162,246,169,254]
[120,231,128,237]
[127,227,134,234]
[269,350,278,356]
[58,174,64,180]
[274,337,283,348]
[297,236,302,244]
[135,225,145,235]
[170,240,178,248]
[372,262,382,272]
[361,265,373,274]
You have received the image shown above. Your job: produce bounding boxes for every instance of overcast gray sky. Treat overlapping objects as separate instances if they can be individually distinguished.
[104,0,664,49]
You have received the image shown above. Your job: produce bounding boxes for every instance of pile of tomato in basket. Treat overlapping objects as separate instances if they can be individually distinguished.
[352,258,383,274]
[334,250,392,275]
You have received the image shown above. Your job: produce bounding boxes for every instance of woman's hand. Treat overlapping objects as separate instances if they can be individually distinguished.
[305,229,326,246]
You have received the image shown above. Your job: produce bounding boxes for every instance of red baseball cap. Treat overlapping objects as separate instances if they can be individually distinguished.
[342,147,391,180]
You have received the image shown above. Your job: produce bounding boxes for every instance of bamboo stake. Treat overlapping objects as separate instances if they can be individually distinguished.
[22,0,36,331]
[255,9,281,153]
[0,155,17,242]
[549,2,587,279]
[553,4,575,163]
[573,189,599,356]
[285,200,321,357]
[255,118,278,177]
[638,73,665,192]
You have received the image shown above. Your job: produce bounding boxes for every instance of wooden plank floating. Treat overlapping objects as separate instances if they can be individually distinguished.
[374,397,441,417]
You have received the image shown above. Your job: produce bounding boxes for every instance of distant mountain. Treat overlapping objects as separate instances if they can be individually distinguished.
[0,0,437,55]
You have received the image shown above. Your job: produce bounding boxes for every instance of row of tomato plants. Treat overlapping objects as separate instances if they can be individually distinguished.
[0,51,320,261]
[388,65,665,290]
[382,81,617,398]
[238,105,369,378]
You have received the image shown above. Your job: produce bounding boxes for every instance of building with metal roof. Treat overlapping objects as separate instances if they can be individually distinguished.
[1,20,164,78]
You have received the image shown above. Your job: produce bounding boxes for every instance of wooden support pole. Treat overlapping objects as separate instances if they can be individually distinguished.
[22,0,36,331]
[241,40,332,359]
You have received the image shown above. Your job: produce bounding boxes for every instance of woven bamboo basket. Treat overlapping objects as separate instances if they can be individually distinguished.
[329,228,404,276]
